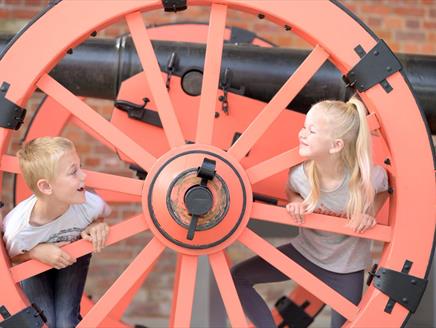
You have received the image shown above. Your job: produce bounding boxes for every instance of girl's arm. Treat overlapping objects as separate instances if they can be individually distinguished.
[285,186,305,224]
[350,191,389,233]
[286,186,304,203]
[369,191,389,217]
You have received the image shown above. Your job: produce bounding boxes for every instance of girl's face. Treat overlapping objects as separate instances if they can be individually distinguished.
[298,107,337,160]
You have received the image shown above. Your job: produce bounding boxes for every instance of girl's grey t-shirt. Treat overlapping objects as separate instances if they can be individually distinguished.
[288,163,388,273]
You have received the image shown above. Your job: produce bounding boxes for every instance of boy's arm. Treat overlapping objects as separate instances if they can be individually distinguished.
[11,243,76,269]
[11,252,32,264]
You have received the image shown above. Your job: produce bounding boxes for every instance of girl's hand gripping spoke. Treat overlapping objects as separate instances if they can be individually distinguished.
[347,213,377,233]
[286,201,305,224]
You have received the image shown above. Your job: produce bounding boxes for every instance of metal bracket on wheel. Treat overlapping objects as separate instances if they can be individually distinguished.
[0,304,45,328]
[343,40,402,93]
[0,82,26,130]
[162,0,187,12]
[372,260,427,313]
[114,98,162,128]
[275,296,314,328]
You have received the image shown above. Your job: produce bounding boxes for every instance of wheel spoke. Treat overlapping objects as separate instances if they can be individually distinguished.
[0,155,143,196]
[238,229,358,322]
[247,147,303,184]
[36,74,156,171]
[195,4,227,144]
[228,45,329,161]
[25,95,72,140]
[251,202,392,242]
[169,254,182,327]
[125,12,185,148]
[70,116,116,152]
[79,296,131,328]
[171,254,198,327]
[110,260,157,320]
[0,155,20,174]
[11,214,148,282]
[84,169,144,196]
[25,96,116,153]
[209,250,248,327]
[78,238,165,328]
[93,190,141,203]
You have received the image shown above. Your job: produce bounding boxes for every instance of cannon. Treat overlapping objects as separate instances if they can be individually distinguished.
[0,1,434,328]
[1,35,436,133]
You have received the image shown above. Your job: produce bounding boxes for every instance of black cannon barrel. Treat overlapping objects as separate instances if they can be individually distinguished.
[1,35,435,133]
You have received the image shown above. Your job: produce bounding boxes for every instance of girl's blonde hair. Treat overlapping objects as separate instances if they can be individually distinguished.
[17,136,75,196]
[303,97,375,222]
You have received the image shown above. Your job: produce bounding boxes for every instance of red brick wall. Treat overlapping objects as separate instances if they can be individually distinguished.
[0,0,434,325]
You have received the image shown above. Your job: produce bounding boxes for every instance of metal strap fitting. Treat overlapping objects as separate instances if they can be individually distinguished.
[114,98,162,128]
[372,261,428,313]
[0,82,26,130]
[0,304,45,328]
[165,52,178,90]
[275,296,314,328]
[343,40,402,93]
[161,0,187,12]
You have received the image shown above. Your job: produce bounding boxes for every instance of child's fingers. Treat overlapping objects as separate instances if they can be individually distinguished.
[54,254,75,269]
[96,229,103,252]
[103,224,109,245]
[101,228,108,247]
[61,251,76,263]
[81,233,93,241]
[291,209,300,224]
[91,234,98,252]
[286,203,301,224]
[356,218,367,232]
[57,258,70,269]
[285,203,293,215]
[296,205,305,223]
[91,228,106,252]
[346,220,357,231]
[357,215,374,233]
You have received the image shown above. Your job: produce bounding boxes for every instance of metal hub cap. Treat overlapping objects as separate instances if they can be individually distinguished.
[142,145,252,254]
[167,168,230,232]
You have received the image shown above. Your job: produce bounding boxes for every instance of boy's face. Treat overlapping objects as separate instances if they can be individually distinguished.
[48,149,86,205]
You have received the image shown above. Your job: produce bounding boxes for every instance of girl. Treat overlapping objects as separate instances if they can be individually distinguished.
[232,98,389,328]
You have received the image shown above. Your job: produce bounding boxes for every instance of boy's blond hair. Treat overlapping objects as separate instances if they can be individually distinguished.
[17,136,75,196]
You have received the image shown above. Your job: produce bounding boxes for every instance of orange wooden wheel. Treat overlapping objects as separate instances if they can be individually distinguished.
[0,1,434,327]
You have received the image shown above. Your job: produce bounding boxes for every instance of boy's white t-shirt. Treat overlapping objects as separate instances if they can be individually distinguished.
[2,191,111,257]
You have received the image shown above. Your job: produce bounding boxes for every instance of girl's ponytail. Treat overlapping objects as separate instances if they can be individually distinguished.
[346,97,375,222]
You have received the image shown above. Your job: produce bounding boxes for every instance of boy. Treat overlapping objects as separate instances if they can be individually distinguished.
[2,136,111,328]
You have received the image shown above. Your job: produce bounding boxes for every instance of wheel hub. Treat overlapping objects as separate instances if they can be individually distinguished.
[142,145,252,254]
[167,168,230,231]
